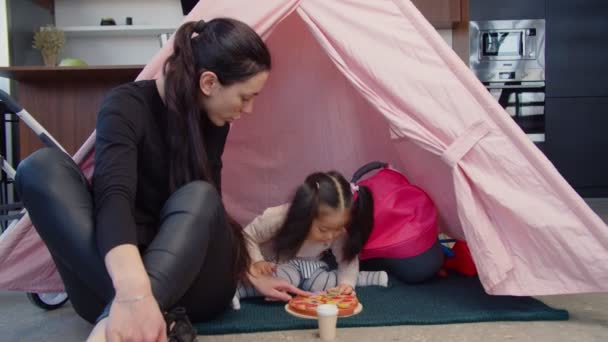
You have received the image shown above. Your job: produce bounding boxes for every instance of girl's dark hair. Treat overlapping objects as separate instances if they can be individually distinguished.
[163,18,271,282]
[273,171,374,263]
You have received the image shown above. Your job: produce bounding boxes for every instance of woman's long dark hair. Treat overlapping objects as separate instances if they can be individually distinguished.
[162,18,271,282]
[273,171,374,263]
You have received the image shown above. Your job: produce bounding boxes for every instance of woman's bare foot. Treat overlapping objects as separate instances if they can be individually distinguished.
[86,317,108,342]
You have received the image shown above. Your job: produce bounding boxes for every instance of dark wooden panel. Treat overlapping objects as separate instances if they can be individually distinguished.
[0,66,144,82]
[411,0,461,28]
[546,0,608,98]
[15,80,119,158]
[470,0,545,20]
[452,0,470,63]
[0,66,143,160]
[545,97,608,196]
[31,0,54,13]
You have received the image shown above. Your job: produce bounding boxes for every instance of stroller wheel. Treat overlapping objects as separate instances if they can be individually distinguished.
[27,292,69,310]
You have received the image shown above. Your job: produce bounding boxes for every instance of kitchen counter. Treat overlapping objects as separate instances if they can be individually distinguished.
[0,65,143,82]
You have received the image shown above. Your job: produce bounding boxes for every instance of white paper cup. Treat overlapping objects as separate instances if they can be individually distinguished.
[317,304,338,341]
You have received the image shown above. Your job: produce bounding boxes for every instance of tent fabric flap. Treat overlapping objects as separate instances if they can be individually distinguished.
[0,0,607,297]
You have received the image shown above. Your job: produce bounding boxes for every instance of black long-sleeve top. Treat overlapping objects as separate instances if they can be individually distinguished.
[93,80,229,257]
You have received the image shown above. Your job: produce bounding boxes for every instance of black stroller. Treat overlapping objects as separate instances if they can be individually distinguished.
[0,89,69,310]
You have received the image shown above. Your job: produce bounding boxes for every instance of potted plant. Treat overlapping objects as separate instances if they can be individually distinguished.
[32,25,66,67]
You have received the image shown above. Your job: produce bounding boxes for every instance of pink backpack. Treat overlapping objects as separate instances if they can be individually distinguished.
[352,162,439,260]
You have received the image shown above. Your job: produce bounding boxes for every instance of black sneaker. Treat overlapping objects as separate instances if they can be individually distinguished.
[165,307,198,342]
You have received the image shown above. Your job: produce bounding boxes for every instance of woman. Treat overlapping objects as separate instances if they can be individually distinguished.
[16,18,306,342]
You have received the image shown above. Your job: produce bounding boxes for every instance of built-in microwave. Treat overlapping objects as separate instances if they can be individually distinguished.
[480,28,539,61]
[469,20,545,83]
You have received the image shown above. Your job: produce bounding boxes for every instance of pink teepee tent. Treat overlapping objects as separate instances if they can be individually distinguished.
[1,0,607,296]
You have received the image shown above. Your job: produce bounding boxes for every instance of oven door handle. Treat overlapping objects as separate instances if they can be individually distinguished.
[486,83,545,90]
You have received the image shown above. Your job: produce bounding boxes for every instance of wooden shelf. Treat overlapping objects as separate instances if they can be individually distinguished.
[60,25,176,38]
[0,65,144,82]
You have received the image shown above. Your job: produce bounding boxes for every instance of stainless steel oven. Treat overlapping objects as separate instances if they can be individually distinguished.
[469,20,546,144]
[487,82,546,143]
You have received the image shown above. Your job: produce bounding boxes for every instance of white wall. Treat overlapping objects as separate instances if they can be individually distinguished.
[51,1,455,66]
[55,0,184,65]
[1,0,14,200]
[438,29,453,47]
[55,0,183,26]
[0,0,10,91]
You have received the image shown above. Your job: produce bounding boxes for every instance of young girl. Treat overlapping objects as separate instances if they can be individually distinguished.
[233,171,388,308]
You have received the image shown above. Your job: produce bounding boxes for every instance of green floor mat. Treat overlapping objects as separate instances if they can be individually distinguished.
[194,275,568,335]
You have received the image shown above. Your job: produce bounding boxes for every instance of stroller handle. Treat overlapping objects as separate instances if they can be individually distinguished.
[351,161,388,183]
[1,154,16,179]
[0,90,66,152]
[0,89,23,113]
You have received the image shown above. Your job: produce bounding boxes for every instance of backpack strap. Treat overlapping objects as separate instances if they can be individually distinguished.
[351,161,388,183]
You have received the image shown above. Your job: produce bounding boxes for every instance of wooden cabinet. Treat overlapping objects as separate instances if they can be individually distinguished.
[469,0,545,20]
[31,0,54,12]
[0,66,143,160]
[545,97,608,196]
[410,0,461,28]
[546,0,608,98]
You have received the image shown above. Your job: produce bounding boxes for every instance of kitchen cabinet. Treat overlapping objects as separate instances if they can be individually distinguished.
[469,0,544,20]
[545,97,608,196]
[0,65,143,159]
[545,0,608,98]
[410,0,461,28]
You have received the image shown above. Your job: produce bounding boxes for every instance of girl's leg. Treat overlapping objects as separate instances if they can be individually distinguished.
[16,148,114,323]
[300,263,388,292]
[360,240,444,283]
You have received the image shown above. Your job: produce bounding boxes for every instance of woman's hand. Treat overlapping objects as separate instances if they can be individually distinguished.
[251,261,276,276]
[329,283,354,295]
[248,273,312,301]
[103,245,166,342]
[106,294,167,342]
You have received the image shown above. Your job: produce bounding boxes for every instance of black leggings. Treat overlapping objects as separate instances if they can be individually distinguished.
[360,240,445,283]
[16,148,237,324]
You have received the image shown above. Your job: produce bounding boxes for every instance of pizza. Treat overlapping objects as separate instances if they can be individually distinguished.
[287,290,359,317]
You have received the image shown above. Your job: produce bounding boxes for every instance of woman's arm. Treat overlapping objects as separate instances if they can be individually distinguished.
[94,98,142,258]
[94,98,151,292]
[105,245,152,299]
[92,94,166,341]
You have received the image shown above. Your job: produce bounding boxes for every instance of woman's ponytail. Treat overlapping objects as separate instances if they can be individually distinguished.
[163,20,212,192]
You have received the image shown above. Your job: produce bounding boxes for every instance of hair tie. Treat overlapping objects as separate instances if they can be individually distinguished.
[350,183,359,193]
[193,20,206,33]
[316,182,320,190]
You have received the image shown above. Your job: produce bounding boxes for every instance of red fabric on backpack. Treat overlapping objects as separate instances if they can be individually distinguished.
[357,167,438,260]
